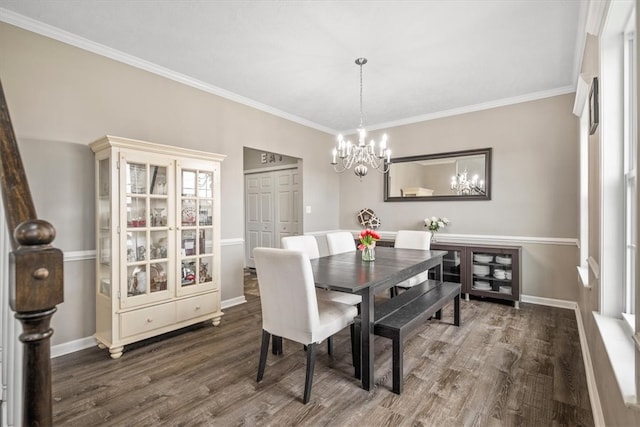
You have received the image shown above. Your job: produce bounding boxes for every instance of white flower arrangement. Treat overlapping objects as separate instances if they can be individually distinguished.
[424,216,450,233]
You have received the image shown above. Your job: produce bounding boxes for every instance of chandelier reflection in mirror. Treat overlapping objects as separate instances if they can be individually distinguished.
[331,58,391,178]
[450,170,485,195]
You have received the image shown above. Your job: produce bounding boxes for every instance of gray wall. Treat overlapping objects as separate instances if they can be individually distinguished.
[339,94,580,302]
[339,95,579,237]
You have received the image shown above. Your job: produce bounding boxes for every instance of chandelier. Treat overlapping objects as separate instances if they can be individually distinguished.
[331,58,391,178]
[450,170,485,195]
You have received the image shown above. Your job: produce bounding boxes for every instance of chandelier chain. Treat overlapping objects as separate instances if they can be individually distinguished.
[359,60,364,128]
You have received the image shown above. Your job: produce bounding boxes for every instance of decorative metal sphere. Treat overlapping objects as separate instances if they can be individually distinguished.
[354,164,368,177]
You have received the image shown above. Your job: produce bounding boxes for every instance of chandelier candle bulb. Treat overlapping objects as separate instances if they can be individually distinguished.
[451,169,486,195]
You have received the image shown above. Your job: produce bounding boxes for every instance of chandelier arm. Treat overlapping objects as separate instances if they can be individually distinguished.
[343,153,356,170]
[368,156,390,173]
[333,163,347,173]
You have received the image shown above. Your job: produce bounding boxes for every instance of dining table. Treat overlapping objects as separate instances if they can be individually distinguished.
[309,246,447,391]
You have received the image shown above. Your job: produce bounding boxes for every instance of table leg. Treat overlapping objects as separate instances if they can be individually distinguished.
[360,289,374,390]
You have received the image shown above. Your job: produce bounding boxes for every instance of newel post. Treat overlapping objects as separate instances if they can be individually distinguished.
[10,220,63,426]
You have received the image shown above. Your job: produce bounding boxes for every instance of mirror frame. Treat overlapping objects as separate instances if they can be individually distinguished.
[383,147,492,202]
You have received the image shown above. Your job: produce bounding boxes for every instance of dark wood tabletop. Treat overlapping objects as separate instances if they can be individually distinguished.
[309,246,447,390]
[310,247,447,293]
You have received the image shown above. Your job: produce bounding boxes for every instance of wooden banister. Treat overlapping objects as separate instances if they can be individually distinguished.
[0,78,64,426]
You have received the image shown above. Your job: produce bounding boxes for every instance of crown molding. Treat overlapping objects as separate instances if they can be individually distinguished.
[0,9,335,135]
[585,0,608,36]
[572,0,590,89]
[356,86,576,133]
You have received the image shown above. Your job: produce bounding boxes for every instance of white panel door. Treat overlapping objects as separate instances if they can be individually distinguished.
[275,168,301,244]
[245,172,274,268]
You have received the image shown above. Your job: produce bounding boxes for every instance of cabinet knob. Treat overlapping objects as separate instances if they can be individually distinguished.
[147,318,153,323]
[195,305,201,310]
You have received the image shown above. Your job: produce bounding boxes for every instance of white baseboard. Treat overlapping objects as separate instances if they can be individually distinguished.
[51,336,97,358]
[52,296,247,358]
[575,308,606,426]
[221,295,246,309]
[520,294,577,310]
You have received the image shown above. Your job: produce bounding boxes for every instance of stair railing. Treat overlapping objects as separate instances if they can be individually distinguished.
[0,78,64,426]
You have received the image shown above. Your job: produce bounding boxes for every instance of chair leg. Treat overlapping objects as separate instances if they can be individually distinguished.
[272,335,283,355]
[350,324,355,366]
[434,309,442,320]
[390,287,397,298]
[353,322,361,380]
[454,294,461,326]
[257,330,270,382]
[327,336,333,356]
[303,343,317,404]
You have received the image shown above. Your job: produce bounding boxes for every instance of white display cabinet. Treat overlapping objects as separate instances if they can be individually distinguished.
[91,135,225,358]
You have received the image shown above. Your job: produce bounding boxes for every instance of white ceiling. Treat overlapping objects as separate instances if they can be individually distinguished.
[0,0,586,134]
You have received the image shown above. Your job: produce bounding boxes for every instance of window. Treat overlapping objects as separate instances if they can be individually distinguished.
[600,0,636,322]
[578,90,589,286]
[623,22,637,319]
[592,0,638,408]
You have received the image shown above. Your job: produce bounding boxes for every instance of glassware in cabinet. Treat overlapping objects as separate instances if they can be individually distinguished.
[177,163,219,296]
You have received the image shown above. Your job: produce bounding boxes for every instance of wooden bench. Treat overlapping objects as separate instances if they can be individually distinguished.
[358,280,461,394]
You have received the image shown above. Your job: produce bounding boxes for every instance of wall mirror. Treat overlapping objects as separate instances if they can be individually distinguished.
[384,148,492,202]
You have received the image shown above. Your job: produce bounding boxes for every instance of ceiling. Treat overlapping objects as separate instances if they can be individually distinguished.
[0,1,587,134]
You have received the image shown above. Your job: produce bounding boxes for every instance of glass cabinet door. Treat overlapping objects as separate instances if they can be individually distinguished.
[430,243,464,285]
[120,154,174,308]
[469,249,514,296]
[97,157,112,297]
[177,161,218,296]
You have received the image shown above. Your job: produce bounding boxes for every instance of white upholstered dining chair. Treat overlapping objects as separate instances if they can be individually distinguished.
[393,230,432,295]
[253,247,358,404]
[326,231,357,255]
[281,235,362,306]
[395,230,432,250]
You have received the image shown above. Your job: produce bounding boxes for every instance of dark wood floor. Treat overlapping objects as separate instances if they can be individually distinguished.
[51,270,594,426]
